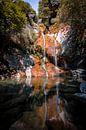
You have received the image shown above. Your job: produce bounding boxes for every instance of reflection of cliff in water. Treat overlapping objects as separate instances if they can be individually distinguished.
[57,95,86,130]
[0,76,86,130]
[47,79,86,130]
[0,77,63,130]
[46,95,86,130]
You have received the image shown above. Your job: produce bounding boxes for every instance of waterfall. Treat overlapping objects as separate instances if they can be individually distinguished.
[47,32,58,68]
[41,32,48,77]
[54,33,61,73]
[42,32,46,62]
[54,33,58,69]
[25,66,32,78]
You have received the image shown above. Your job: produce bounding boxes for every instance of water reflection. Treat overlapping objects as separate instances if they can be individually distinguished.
[56,83,60,113]
[0,76,86,130]
[42,77,48,123]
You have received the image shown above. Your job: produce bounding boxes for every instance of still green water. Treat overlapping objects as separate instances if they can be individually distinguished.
[0,76,86,130]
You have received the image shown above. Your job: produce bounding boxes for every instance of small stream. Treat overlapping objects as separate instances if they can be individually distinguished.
[0,76,86,130]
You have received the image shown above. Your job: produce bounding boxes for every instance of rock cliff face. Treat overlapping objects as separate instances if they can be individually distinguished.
[56,25,86,71]
[11,24,36,51]
[1,23,85,79]
[0,25,65,78]
[0,0,38,78]
[0,46,35,79]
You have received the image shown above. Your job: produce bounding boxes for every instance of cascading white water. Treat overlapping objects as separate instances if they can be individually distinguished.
[54,33,61,73]
[42,32,46,63]
[25,66,32,78]
[54,33,58,69]
[41,32,48,77]
[47,33,58,68]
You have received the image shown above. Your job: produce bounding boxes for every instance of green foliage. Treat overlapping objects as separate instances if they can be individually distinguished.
[0,0,27,35]
[38,0,59,27]
[16,0,37,21]
[57,0,86,27]
[16,0,31,13]
[56,0,86,63]
[0,0,38,52]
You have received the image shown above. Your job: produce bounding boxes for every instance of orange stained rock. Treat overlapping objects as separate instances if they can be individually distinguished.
[33,56,41,64]
[32,64,45,77]
[36,33,62,57]
[31,55,65,77]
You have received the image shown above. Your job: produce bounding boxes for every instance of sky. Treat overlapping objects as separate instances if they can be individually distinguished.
[24,0,39,13]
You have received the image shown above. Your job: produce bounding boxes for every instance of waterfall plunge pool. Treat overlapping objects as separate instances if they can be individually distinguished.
[0,76,86,130]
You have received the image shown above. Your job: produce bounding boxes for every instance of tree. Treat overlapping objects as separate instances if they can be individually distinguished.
[57,0,86,28]
[57,0,86,47]
[56,0,86,65]
[38,0,60,28]
[0,0,27,36]
[16,0,37,23]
